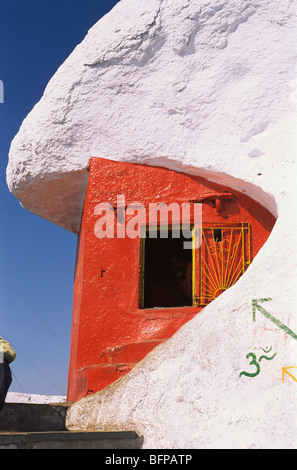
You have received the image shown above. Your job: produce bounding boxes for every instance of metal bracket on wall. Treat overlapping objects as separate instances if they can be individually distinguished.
[190,192,233,213]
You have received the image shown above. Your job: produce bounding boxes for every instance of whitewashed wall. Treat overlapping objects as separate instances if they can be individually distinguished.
[7,0,297,448]
[6,393,66,404]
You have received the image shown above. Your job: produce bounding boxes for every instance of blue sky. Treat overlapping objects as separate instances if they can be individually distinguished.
[0,0,120,396]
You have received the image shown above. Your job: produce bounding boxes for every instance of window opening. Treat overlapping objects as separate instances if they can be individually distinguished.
[140,227,193,309]
[139,223,251,310]
[213,228,222,242]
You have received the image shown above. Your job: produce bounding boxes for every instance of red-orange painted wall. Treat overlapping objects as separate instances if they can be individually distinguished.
[67,157,275,402]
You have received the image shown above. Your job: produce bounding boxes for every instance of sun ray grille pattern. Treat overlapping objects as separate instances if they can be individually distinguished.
[195,224,251,306]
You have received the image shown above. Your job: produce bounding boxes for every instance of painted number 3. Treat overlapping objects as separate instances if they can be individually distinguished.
[239,347,277,378]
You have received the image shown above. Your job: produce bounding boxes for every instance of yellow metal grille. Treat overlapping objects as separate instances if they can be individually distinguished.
[139,223,251,309]
[194,223,251,306]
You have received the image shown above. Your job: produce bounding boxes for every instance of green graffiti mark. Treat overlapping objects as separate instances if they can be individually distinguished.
[239,348,277,378]
[252,299,297,341]
[258,352,277,362]
[239,352,260,378]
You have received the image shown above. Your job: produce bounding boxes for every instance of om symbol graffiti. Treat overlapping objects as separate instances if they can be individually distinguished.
[239,347,277,378]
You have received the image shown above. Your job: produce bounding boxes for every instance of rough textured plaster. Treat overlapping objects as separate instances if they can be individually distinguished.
[6,0,297,448]
[6,0,296,230]
[66,210,297,448]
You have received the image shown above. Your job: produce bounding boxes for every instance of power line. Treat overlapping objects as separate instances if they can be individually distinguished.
[0,267,68,395]
[11,368,25,393]
[11,343,65,395]
[0,269,69,352]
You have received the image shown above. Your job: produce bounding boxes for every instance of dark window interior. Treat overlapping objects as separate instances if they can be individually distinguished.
[142,231,192,309]
[213,228,222,242]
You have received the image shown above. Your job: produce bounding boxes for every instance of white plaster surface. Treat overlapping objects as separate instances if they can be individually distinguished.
[6,392,66,404]
[6,0,296,230]
[7,0,297,448]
